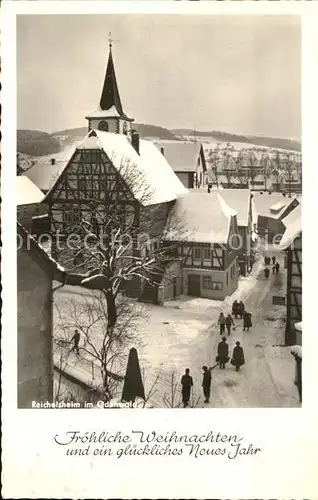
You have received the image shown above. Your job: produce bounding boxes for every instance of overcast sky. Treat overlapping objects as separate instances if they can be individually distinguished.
[17,15,301,140]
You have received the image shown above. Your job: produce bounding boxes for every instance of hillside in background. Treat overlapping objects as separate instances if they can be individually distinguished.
[17,123,301,158]
[17,152,37,175]
[52,123,180,147]
[17,130,61,156]
[171,129,301,152]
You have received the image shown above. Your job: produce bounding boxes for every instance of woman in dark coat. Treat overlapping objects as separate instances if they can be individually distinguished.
[243,311,252,331]
[217,337,229,369]
[238,301,245,318]
[231,341,245,371]
[202,366,212,403]
[181,368,193,408]
[232,300,239,318]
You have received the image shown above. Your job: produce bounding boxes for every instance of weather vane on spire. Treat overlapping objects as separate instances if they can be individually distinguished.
[109,31,113,49]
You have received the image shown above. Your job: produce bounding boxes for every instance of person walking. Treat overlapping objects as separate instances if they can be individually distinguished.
[272,265,276,274]
[232,300,239,319]
[202,366,212,403]
[275,262,280,274]
[231,341,245,371]
[70,329,80,355]
[217,337,229,369]
[181,368,193,408]
[272,256,276,265]
[218,312,226,335]
[264,267,270,279]
[243,311,252,331]
[238,301,245,319]
[225,313,234,335]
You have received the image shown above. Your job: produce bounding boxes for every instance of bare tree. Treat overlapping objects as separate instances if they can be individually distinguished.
[261,152,274,192]
[237,168,248,187]
[50,154,188,399]
[272,169,282,192]
[248,150,257,190]
[281,153,296,198]
[162,371,181,408]
[54,291,146,400]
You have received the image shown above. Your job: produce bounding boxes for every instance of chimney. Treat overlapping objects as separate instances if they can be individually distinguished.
[131,129,140,155]
[160,147,164,156]
[51,158,56,165]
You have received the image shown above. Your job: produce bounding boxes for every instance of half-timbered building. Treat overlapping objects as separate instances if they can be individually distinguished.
[163,191,239,300]
[38,41,187,303]
[279,205,302,345]
[209,189,255,276]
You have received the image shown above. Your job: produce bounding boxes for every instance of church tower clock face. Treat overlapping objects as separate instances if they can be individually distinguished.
[98,120,109,132]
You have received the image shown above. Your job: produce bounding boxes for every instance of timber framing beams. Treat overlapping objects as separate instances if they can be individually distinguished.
[176,242,225,270]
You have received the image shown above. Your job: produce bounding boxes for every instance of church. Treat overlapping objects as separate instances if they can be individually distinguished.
[25,38,240,302]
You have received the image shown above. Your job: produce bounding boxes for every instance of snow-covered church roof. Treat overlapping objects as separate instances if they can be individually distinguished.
[76,130,188,205]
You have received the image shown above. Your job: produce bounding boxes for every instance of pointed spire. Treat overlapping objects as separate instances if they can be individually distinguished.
[99,34,126,117]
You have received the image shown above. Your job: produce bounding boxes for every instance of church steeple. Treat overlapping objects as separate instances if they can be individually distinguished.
[99,35,126,117]
[86,33,134,134]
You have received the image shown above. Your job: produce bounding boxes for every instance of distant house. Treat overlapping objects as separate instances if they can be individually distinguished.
[281,175,302,195]
[210,189,255,276]
[23,156,70,195]
[214,174,249,190]
[155,142,207,189]
[279,205,302,345]
[253,193,300,243]
[16,176,47,232]
[250,174,273,192]
[17,223,65,408]
[163,191,239,300]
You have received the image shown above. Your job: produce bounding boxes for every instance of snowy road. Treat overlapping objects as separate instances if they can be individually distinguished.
[157,253,299,408]
[53,251,300,408]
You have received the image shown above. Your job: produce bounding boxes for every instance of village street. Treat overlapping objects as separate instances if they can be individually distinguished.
[54,247,299,408]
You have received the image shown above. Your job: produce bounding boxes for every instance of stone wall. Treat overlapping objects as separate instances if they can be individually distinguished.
[17,247,53,408]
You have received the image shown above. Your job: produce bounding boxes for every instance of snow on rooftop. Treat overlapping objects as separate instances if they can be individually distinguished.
[154,142,204,173]
[78,130,188,205]
[282,203,302,229]
[290,345,302,359]
[23,139,84,192]
[217,193,236,218]
[294,322,302,332]
[164,190,236,244]
[278,215,301,250]
[85,105,121,119]
[270,202,286,212]
[16,176,45,205]
[253,193,298,220]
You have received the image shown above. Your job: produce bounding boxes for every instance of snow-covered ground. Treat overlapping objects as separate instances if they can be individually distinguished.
[53,247,299,408]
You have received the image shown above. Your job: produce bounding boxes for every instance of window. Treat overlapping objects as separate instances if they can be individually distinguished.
[194,247,201,260]
[63,207,81,225]
[226,272,229,286]
[202,276,223,291]
[212,281,223,291]
[202,276,213,289]
[204,248,211,260]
